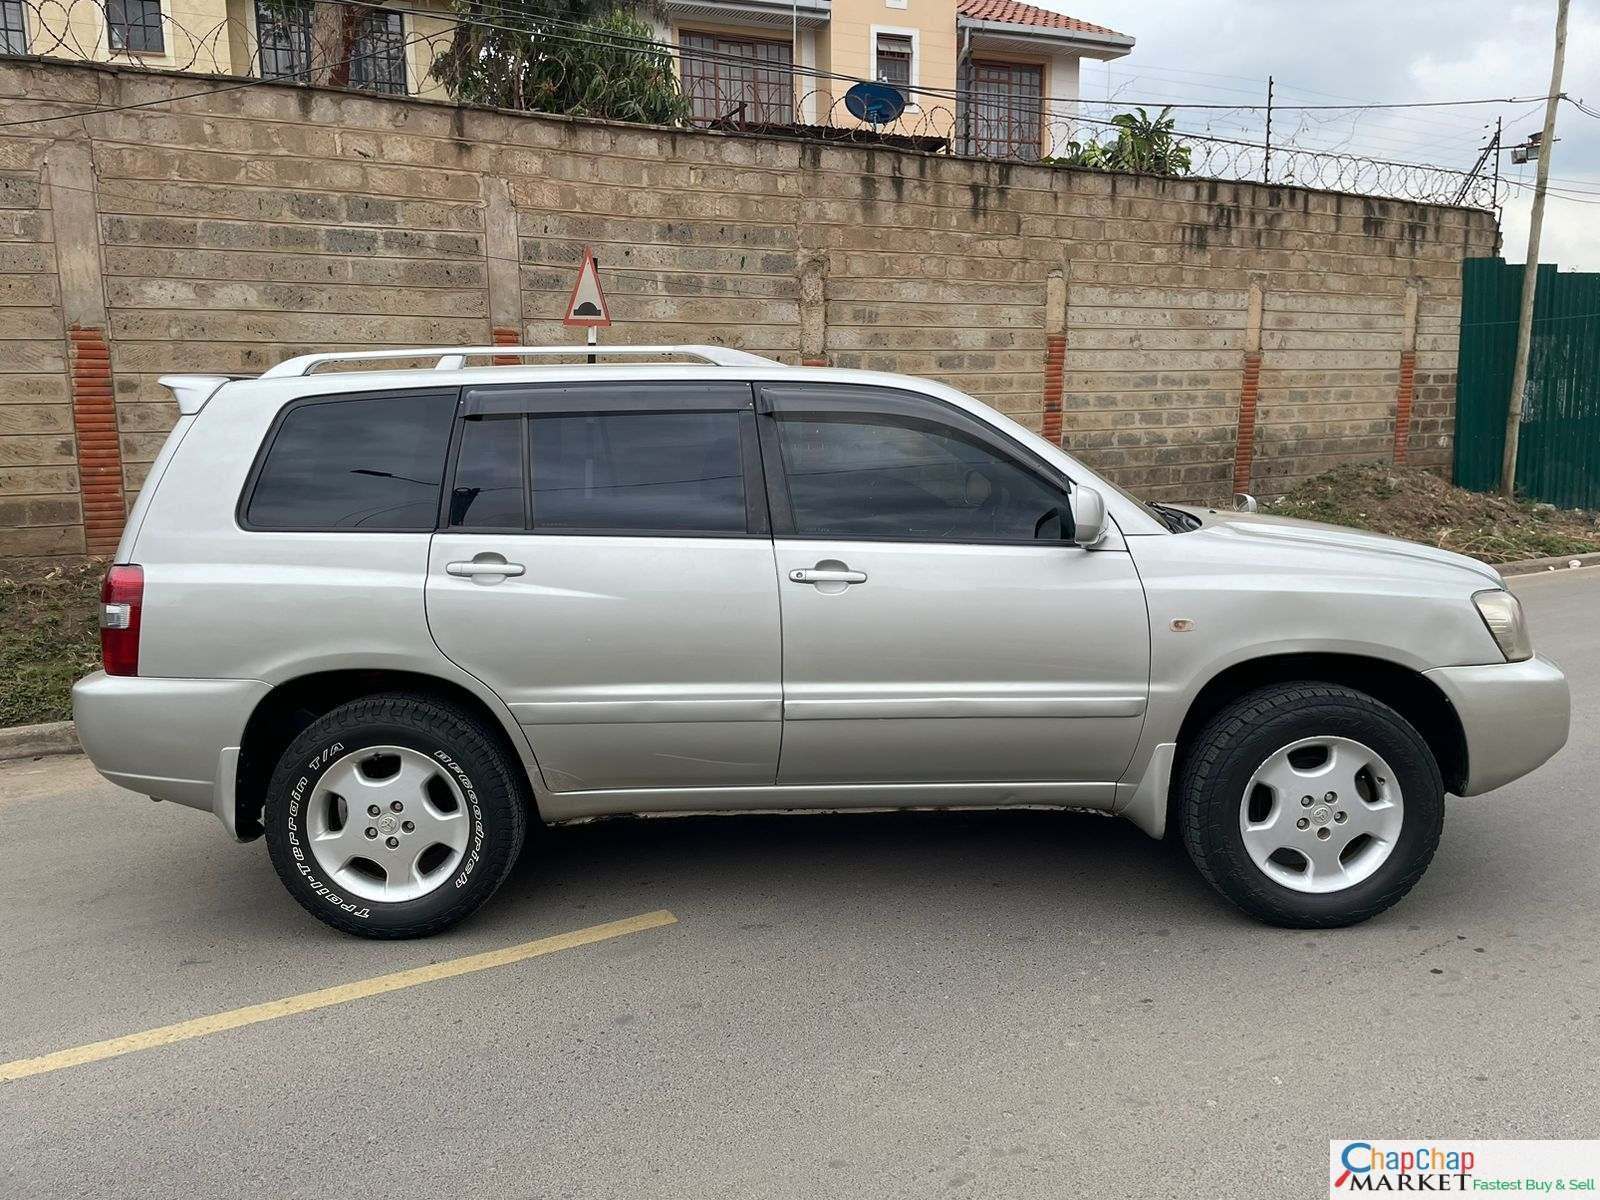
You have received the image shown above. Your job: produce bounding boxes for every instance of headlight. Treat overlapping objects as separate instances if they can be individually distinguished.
[1473,589,1533,662]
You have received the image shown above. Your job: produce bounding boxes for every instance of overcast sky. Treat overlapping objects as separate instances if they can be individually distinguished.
[1044,0,1600,269]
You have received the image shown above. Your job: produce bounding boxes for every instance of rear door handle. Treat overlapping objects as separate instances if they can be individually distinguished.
[789,567,867,585]
[446,558,525,578]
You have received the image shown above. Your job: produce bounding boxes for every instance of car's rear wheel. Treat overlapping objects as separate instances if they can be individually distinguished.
[1178,682,1444,927]
[264,693,527,938]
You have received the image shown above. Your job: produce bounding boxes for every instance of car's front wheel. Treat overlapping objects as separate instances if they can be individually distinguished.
[1178,682,1444,927]
[264,693,528,938]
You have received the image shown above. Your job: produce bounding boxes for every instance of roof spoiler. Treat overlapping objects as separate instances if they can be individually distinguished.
[157,375,233,415]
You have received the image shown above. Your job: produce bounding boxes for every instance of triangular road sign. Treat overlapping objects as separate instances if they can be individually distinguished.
[563,248,611,328]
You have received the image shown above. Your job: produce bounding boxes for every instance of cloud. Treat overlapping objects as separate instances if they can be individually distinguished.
[1049,0,1600,268]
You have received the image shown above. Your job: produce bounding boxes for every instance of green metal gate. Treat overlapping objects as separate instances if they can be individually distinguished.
[1454,256,1600,509]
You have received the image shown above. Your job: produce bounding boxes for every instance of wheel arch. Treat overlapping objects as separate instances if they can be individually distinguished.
[1167,652,1469,835]
[232,669,543,841]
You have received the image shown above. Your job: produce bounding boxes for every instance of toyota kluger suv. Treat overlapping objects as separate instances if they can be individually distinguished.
[73,345,1570,938]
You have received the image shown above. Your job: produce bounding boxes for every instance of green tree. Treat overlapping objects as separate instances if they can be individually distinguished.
[1048,107,1192,176]
[430,2,688,125]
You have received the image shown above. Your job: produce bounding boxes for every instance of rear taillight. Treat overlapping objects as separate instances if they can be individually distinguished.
[100,564,144,677]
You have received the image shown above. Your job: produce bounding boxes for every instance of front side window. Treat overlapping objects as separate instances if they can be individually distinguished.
[680,31,793,125]
[771,405,1071,542]
[245,392,455,530]
[256,0,312,82]
[530,411,746,533]
[1,0,29,55]
[106,0,163,53]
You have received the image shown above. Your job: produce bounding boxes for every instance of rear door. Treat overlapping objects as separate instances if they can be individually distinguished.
[758,382,1150,787]
[426,380,782,793]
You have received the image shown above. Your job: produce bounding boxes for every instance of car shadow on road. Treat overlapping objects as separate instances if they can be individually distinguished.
[487,807,1246,937]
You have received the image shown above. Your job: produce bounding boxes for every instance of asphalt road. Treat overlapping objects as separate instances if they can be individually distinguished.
[2,568,1596,1199]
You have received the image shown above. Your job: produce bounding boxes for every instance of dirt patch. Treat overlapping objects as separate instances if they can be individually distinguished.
[0,560,103,727]
[1273,464,1600,564]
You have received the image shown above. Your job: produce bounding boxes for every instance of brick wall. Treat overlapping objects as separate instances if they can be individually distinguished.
[0,58,1498,561]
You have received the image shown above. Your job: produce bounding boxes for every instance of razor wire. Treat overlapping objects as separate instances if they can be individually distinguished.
[0,0,1501,209]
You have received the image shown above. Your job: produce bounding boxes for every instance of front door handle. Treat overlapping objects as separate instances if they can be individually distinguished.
[446,556,525,579]
[789,566,867,585]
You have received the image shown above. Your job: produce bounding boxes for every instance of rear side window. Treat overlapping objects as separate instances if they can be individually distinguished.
[245,392,456,531]
[529,411,745,533]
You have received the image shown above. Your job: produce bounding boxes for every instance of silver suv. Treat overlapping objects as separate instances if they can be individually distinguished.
[73,345,1570,938]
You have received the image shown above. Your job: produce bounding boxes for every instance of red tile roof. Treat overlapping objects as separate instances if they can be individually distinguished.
[956,0,1130,41]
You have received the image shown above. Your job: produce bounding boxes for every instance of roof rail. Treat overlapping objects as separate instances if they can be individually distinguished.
[258,344,786,379]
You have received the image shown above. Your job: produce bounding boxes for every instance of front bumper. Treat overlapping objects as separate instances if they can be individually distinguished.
[72,672,268,825]
[1424,656,1570,795]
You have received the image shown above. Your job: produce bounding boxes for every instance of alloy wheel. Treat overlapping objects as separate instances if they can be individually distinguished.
[1238,735,1404,894]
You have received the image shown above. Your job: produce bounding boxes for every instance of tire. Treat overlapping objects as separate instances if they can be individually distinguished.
[264,693,528,938]
[1178,682,1444,928]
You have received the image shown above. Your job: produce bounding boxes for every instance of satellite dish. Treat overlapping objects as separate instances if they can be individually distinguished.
[844,81,907,126]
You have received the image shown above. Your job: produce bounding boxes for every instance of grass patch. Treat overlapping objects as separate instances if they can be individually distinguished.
[1273,465,1600,564]
[0,560,103,728]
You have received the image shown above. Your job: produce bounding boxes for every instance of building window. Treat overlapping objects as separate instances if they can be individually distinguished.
[874,32,913,104]
[349,8,406,95]
[959,60,1043,160]
[256,0,312,81]
[680,31,794,126]
[106,0,164,54]
[1,0,28,54]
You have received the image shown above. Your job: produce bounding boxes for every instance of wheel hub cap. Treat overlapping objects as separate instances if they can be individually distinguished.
[305,746,470,904]
[1239,735,1404,895]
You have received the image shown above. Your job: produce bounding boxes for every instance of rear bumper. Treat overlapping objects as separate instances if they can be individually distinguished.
[1424,656,1570,795]
[72,672,268,826]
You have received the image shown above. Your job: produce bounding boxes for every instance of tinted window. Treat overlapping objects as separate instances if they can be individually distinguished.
[529,411,745,533]
[773,414,1070,541]
[246,393,454,530]
[449,416,524,528]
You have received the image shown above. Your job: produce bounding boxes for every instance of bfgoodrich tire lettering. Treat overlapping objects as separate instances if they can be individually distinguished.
[1178,682,1445,928]
[264,693,527,938]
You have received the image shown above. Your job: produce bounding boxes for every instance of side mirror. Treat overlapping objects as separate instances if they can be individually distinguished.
[1069,486,1107,548]
[1234,492,1259,513]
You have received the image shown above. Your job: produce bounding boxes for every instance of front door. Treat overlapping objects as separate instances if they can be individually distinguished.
[757,382,1150,787]
[426,381,781,795]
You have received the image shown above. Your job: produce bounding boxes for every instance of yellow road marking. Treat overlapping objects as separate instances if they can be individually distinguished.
[0,909,676,1083]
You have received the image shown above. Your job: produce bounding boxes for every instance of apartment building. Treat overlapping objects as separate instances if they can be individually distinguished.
[664,0,1133,157]
[1,0,1132,157]
[2,0,455,99]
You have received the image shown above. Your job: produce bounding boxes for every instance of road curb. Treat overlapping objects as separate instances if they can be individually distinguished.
[1498,550,1600,577]
[0,720,80,761]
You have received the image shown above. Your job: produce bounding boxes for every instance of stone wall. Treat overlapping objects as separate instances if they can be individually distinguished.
[0,57,1498,560]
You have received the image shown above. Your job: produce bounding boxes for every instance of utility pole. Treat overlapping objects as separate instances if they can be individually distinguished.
[1263,76,1273,184]
[1501,0,1569,498]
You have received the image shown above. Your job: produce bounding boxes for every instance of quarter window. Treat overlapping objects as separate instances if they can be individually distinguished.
[245,392,455,530]
[529,411,746,533]
[771,410,1070,542]
[449,415,524,529]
